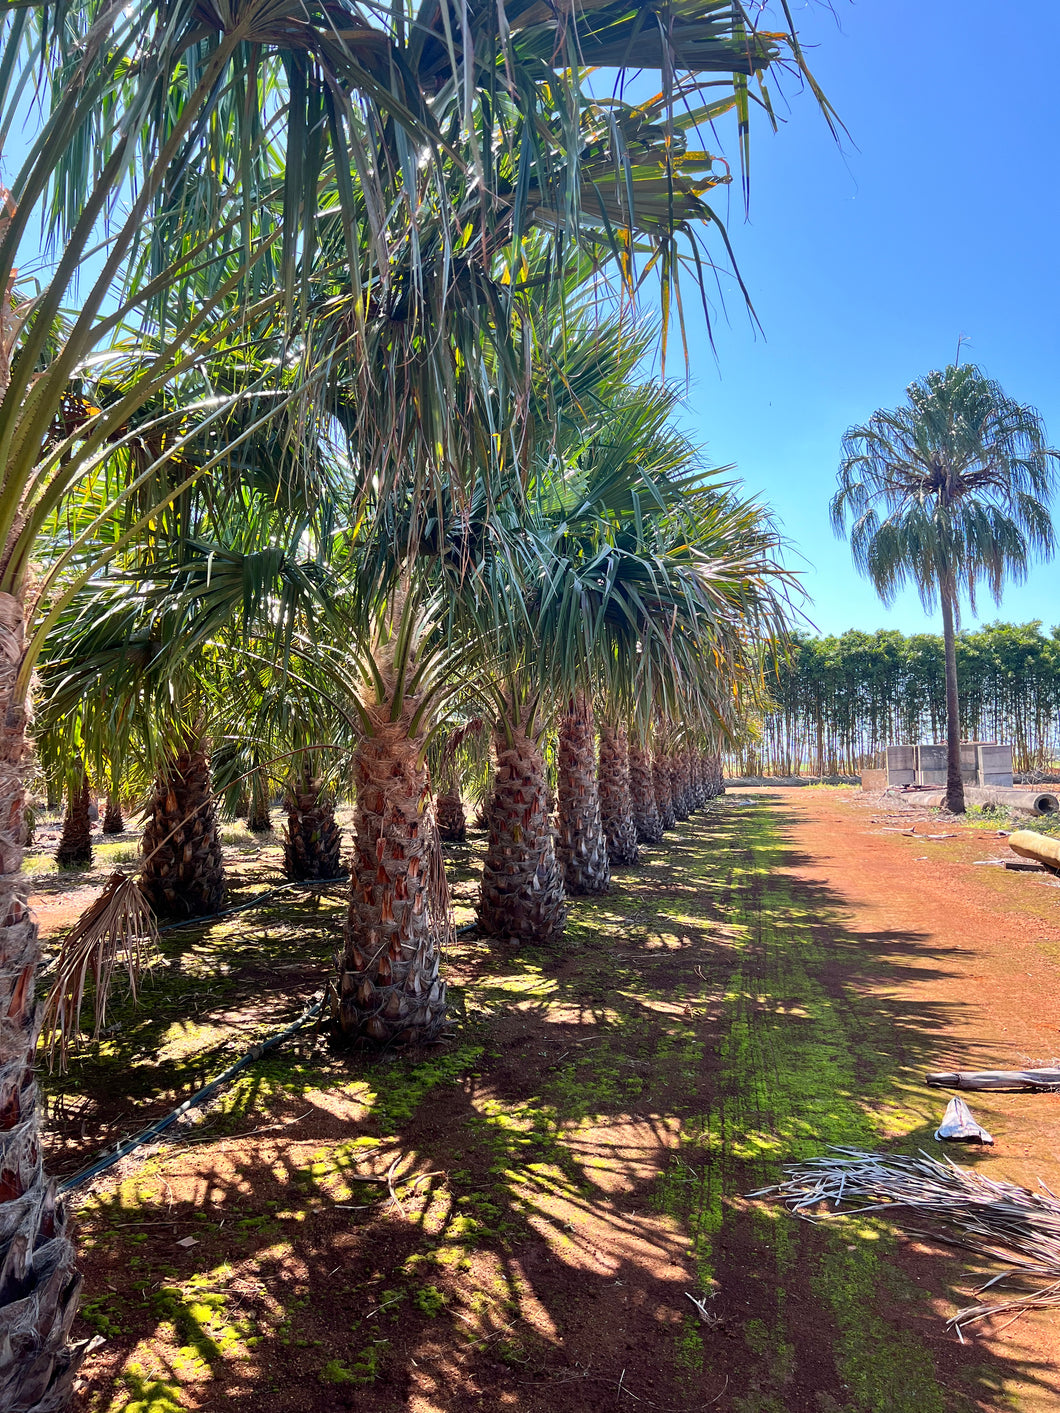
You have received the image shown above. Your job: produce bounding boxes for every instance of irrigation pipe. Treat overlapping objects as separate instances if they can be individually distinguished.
[55,883,480,1195]
[156,874,348,933]
[59,990,326,1194]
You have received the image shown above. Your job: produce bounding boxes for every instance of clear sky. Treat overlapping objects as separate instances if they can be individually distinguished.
[665,0,1060,638]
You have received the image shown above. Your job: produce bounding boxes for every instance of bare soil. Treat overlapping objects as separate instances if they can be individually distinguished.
[31,793,1060,1412]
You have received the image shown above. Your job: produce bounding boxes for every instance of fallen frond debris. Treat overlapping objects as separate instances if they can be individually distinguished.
[752,1147,1060,1331]
[41,870,159,1071]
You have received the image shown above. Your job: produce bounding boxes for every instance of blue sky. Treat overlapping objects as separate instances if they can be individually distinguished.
[664,0,1060,637]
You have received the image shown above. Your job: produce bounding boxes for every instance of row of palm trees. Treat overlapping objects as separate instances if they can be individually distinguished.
[40,338,788,1045]
[0,2,827,1404]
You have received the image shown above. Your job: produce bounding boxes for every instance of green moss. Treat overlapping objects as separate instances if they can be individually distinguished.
[812,1228,944,1413]
[413,1285,448,1316]
[115,1372,185,1413]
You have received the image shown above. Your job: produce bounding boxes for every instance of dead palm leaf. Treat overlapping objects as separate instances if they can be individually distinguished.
[40,870,159,1072]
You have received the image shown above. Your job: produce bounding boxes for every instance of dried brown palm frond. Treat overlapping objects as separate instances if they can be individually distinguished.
[753,1147,1060,1330]
[41,870,159,1071]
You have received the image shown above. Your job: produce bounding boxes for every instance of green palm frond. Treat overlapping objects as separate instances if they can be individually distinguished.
[832,363,1058,616]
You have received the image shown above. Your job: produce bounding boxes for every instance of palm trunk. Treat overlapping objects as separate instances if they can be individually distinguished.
[629,741,663,844]
[283,768,343,881]
[0,592,83,1409]
[336,699,448,1045]
[102,791,123,835]
[598,724,639,865]
[653,752,676,830]
[247,768,272,832]
[436,791,467,842]
[710,751,725,796]
[941,581,965,813]
[139,738,227,919]
[479,704,566,946]
[693,753,708,808]
[56,759,92,869]
[556,695,610,895]
[670,753,689,821]
[233,788,249,819]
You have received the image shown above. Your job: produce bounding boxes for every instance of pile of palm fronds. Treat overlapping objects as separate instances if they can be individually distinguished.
[41,871,158,1071]
[753,1147,1060,1330]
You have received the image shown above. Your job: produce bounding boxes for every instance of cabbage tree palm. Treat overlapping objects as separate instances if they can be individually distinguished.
[831,363,1057,812]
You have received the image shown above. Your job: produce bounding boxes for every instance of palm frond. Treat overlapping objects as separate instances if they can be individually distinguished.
[40,871,160,1073]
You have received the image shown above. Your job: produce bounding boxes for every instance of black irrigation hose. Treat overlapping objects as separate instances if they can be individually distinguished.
[156,875,349,933]
[59,990,326,1194]
[57,888,481,1195]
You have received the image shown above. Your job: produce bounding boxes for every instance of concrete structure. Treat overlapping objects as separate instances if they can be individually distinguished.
[915,744,947,786]
[977,743,1014,788]
[884,745,916,786]
[877,741,1013,788]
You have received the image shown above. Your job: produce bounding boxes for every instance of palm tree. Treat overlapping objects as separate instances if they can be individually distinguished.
[55,757,92,868]
[246,765,273,833]
[653,748,678,830]
[556,693,612,895]
[629,734,664,844]
[478,676,568,947]
[831,363,1058,812]
[283,758,344,882]
[598,720,640,866]
[332,590,455,1044]
[1,6,824,1395]
[139,729,227,918]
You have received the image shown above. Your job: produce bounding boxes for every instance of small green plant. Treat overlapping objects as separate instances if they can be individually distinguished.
[319,1359,357,1386]
[413,1285,448,1316]
[320,1340,390,1385]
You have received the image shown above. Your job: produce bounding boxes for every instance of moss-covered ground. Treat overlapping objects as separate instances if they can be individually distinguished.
[42,797,1057,1412]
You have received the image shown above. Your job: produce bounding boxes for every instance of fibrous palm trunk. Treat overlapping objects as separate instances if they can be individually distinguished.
[940,580,965,814]
[598,724,639,865]
[706,752,724,798]
[139,739,226,919]
[653,753,676,831]
[479,708,566,946]
[56,761,92,869]
[629,742,663,844]
[436,792,467,842]
[0,592,83,1410]
[671,753,690,821]
[556,695,610,895]
[283,772,343,881]
[247,768,273,832]
[335,693,448,1044]
[102,791,123,834]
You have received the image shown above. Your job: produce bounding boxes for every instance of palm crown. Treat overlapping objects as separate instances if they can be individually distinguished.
[830,363,1058,616]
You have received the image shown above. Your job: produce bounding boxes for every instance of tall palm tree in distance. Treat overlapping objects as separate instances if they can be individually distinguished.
[831,363,1057,812]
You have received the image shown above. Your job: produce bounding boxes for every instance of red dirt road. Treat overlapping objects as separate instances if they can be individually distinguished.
[760,786,1060,1408]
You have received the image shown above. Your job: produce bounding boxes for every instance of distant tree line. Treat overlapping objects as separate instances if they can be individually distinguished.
[730,622,1060,777]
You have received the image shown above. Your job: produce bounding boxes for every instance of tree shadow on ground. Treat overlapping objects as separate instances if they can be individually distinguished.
[65,797,1060,1413]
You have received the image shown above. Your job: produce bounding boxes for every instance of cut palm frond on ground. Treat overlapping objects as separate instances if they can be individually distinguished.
[40,871,159,1071]
[753,1147,1060,1330]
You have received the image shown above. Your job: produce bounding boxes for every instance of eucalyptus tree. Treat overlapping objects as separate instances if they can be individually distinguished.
[831,364,1058,812]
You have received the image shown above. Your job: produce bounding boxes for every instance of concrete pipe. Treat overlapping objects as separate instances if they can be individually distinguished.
[923,785,1060,816]
[1008,829,1060,871]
